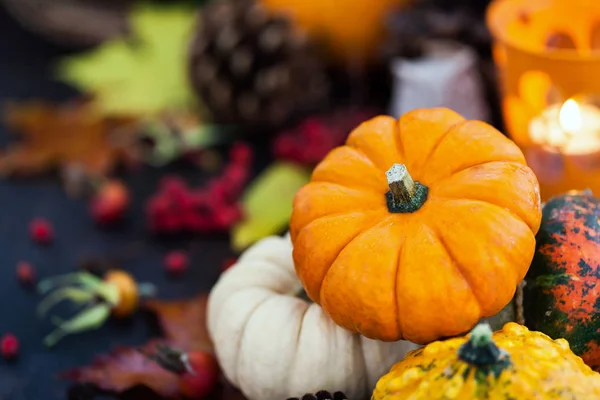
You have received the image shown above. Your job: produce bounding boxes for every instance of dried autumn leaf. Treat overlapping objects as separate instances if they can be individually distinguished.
[143,293,212,352]
[60,294,212,398]
[0,99,138,178]
[231,162,311,251]
[60,340,181,397]
[55,3,198,116]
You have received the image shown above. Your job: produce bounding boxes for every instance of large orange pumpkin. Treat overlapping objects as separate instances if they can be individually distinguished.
[259,0,408,63]
[290,108,542,345]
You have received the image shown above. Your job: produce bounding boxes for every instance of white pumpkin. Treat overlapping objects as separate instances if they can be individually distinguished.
[208,233,418,400]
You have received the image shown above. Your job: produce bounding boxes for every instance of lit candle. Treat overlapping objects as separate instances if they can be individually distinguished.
[529,99,600,154]
[526,99,600,192]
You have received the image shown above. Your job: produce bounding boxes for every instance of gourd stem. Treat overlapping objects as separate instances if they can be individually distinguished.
[385,164,429,213]
[458,323,510,369]
[386,164,416,204]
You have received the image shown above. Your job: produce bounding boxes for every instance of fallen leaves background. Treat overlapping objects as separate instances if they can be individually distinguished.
[0,99,138,179]
[56,3,199,117]
[143,294,211,351]
[62,340,181,398]
[60,295,218,399]
[0,1,379,399]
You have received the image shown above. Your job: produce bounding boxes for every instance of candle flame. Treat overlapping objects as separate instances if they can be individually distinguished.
[559,99,582,133]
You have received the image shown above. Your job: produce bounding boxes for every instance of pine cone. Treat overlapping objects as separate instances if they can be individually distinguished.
[189,0,330,131]
[287,390,348,400]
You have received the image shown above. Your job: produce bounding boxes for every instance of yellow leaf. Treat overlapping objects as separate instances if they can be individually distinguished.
[55,3,198,116]
[231,162,311,252]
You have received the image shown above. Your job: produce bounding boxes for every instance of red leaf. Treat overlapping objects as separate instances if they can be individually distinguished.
[60,294,213,397]
[143,293,212,352]
[59,340,180,397]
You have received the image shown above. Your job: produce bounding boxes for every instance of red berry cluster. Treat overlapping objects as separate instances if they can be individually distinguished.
[146,143,253,234]
[273,109,376,166]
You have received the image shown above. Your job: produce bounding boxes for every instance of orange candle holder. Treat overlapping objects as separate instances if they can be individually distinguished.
[487,0,600,201]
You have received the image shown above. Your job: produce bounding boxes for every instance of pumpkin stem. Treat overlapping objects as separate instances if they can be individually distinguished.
[385,164,428,213]
[458,323,511,371]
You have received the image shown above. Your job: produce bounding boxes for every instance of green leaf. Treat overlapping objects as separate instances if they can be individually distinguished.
[55,3,198,116]
[231,162,311,252]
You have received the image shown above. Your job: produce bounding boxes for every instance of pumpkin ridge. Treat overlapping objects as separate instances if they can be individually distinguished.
[294,210,386,302]
[446,159,523,182]
[433,225,483,311]
[407,119,468,177]
[307,181,383,204]
[311,146,385,193]
[346,116,403,172]
[305,209,387,227]
[317,216,393,304]
[290,181,385,235]
[419,120,528,185]
[432,197,533,284]
[429,160,541,232]
[236,295,309,396]
[432,196,533,242]
[284,300,312,391]
[393,119,406,162]
[312,173,383,194]
[219,288,274,383]
[320,216,403,338]
[393,232,406,341]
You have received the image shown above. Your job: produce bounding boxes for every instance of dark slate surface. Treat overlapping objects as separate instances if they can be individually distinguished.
[0,6,252,399]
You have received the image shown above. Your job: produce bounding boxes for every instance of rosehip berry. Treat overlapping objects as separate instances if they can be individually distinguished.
[29,218,53,244]
[164,251,189,276]
[16,261,36,287]
[1,333,19,360]
[206,180,229,204]
[179,351,220,399]
[302,118,325,142]
[273,135,296,160]
[230,142,253,166]
[213,205,243,228]
[223,164,248,186]
[90,180,130,225]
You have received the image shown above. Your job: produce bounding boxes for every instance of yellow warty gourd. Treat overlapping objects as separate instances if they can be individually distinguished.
[372,322,600,399]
